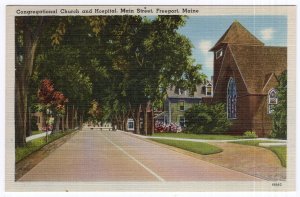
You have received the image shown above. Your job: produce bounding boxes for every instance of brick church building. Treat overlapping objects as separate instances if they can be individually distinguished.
[210,21,287,137]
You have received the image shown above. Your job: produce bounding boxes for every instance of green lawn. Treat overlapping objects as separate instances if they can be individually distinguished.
[232,140,287,167]
[269,146,287,167]
[153,132,244,140]
[31,130,43,135]
[150,138,222,155]
[16,130,74,163]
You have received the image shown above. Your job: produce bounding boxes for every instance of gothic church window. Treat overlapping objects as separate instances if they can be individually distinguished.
[227,77,237,119]
[268,88,278,114]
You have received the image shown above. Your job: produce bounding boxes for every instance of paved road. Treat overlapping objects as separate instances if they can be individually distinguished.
[19,129,261,182]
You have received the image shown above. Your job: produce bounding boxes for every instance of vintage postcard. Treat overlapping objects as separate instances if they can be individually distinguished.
[5,5,296,192]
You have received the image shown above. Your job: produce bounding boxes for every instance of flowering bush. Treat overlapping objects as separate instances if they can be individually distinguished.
[155,121,166,132]
[169,122,182,133]
[42,125,53,132]
[155,121,182,133]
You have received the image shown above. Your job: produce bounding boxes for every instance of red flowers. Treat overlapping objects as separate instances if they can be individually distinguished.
[155,121,182,133]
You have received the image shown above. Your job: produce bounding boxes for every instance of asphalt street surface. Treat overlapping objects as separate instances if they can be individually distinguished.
[19,129,261,182]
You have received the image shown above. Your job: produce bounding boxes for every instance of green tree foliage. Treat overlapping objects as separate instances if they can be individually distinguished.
[15,16,106,147]
[87,100,102,125]
[79,15,206,132]
[271,71,287,139]
[16,15,206,146]
[185,103,231,134]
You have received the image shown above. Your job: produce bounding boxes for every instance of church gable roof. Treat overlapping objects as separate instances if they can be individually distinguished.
[262,73,279,93]
[210,21,264,51]
[229,45,287,94]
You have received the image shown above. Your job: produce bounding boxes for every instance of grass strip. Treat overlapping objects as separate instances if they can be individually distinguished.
[153,133,244,140]
[269,146,287,167]
[16,130,74,163]
[151,138,222,155]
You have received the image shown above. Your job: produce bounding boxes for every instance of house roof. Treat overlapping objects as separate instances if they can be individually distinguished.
[210,21,264,51]
[167,84,208,99]
[229,44,287,94]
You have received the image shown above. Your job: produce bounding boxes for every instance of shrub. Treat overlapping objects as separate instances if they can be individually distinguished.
[154,121,182,133]
[185,103,231,134]
[243,131,258,138]
[154,121,166,132]
[169,122,182,133]
[31,116,39,131]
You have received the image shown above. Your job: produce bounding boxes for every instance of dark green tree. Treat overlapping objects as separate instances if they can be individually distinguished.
[185,103,231,134]
[15,16,107,146]
[271,71,287,139]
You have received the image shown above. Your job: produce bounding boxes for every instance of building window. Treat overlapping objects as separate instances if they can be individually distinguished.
[227,77,237,119]
[177,88,185,95]
[201,86,206,94]
[179,116,185,127]
[206,83,213,96]
[127,119,134,130]
[178,101,185,111]
[216,49,223,59]
[268,88,278,114]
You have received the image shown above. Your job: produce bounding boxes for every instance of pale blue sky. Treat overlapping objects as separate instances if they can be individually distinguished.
[177,16,287,78]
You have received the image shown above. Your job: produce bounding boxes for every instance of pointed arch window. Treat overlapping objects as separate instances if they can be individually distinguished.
[268,88,278,114]
[227,78,237,119]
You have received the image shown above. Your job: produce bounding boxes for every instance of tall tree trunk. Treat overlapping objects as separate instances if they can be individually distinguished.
[62,114,65,132]
[150,108,154,135]
[26,106,31,137]
[112,118,116,131]
[135,105,141,134]
[123,120,126,131]
[55,116,61,132]
[71,105,75,129]
[75,107,78,128]
[119,115,123,130]
[15,81,27,147]
[65,104,69,130]
[143,105,148,136]
[114,115,120,130]
[80,110,83,129]
[120,120,123,130]
[15,17,43,147]
[123,114,128,132]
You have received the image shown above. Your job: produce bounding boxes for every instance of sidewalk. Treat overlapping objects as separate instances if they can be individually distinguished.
[26,131,52,142]
[120,130,287,143]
